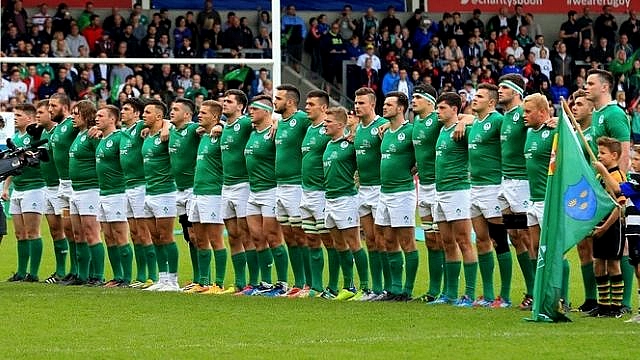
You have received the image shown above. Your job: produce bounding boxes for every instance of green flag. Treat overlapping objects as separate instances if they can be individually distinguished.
[528,107,616,322]
[223,67,250,83]
[110,76,122,104]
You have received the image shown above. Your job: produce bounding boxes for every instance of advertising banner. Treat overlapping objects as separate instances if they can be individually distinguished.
[426,0,640,14]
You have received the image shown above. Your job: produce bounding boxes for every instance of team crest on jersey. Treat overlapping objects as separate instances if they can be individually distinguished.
[370,127,379,136]
[290,119,297,127]
[541,130,550,139]
[211,136,218,143]
[340,141,349,148]
[397,132,405,141]
[598,115,604,124]
[483,122,491,131]
[263,133,270,140]
[80,135,86,142]
[61,125,67,132]
[181,129,188,136]
[23,137,30,145]
[319,127,326,135]
[106,139,113,148]
[513,113,520,122]
[131,129,137,136]
[234,123,241,131]
[154,137,161,145]
[425,119,433,126]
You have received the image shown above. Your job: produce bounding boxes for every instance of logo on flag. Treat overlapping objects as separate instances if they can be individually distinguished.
[564,177,597,221]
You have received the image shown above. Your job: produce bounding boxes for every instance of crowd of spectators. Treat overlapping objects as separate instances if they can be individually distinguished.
[0,0,273,109]
[287,4,640,114]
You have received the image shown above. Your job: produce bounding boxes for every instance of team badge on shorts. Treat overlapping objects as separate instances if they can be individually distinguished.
[290,119,297,127]
[234,123,241,131]
[397,132,405,141]
[483,122,491,131]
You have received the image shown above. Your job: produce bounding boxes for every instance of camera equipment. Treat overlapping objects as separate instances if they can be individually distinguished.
[0,137,48,182]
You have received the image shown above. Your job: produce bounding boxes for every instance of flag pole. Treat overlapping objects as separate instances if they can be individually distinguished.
[560,98,597,164]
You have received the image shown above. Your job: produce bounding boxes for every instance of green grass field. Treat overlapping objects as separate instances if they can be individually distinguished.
[1,220,640,359]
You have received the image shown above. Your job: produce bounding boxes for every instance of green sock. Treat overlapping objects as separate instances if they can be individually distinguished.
[381,251,392,292]
[301,245,311,287]
[76,242,90,281]
[188,241,199,282]
[445,261,462,299]
[155,244,168,273]
[388,251,404,295]
[144,244,158,281]
[16,240,30,277]
[230,251,245,288]
[478,252,495,301]
[368,250,383,294]
[288,246,305,288]
[28,238,43,277]
[53,238,68,277]
[257,248,273,284]
[530,257,537,278]
[213,248,228,287]
[427,248,444,297]
[89,243,105,281]
[561,259,570,302]
[338,249,354,289]
[517,251,535,295]
[463,261,478,299]
[133,244,146,282]
[245,249,259,287]
[197,249,212,286]
[166,242,179,274]
[353,248,370,290]
[581,262,597,300]
[271,244,289,283]
[403,250,419,296]
[622,256,635,307]
[119,244,133,283]
[68,241,77,275]
[309,247,324,291]
[326,247,340,292]
[106,245,123,280]
[496,251,513,302]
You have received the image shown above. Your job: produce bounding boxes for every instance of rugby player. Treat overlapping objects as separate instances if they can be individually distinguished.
[119,98,157,288]
[220,89,258,294]
[468,84,511,307]
[432,92,478,306]
[36,100,69,284]
[95,105,133,287]
[244,95,289,296]
[185,100,226,293]
[141,100,180,292]
[168,98,201,291]
[3,104,46,282]
[375,91,418,301]
[323,106,367,301]
[273,84,312,296]
[48,94,79,284]
[497,74,536,309]
[353,87,389,300]
[299,90,335,298]
[68,100,104,286]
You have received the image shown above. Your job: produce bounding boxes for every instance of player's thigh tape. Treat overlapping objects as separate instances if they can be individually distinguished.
[503,213,528,230]
[420,222,439,233]
[488,222,509,254]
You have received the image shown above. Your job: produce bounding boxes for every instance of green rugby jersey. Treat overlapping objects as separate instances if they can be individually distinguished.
[468,111,503,185]
[245,125,277,192]
[12,131,45,191]
[50,116,79,180]
[500,105,528,180]
[323,137,357,199]
[301,122,331,191]
[524,125,557,202]
[39,126,59,187]
[96,130,125,196]
[379,122,415,193]
[582,125,597,160]
[119,120,146,189]
[435,123,470,192]
[194,134,223,196]
[221,115,252,186]
[354,116,389,186]
[412,111,442,185]
[169,122,200,191]
[274,110,311,185]
[68,129,100,191]
[592,101,630,142]
[142,132,176,195]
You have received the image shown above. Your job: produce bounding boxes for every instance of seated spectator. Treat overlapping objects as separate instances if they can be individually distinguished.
[131,15,147,42]
[176,37,197,58]
[552,42,573,84]
[550,75,569,104]
[95,31,115,57]
[223,15,244,50]
[185,74,208,100]
[357,44,382,71]
[615,33,634,60]
[496,26,512,58]
[174,16,193,53]
[65,24,89,57]
[593,37,614,64]
[609,49,633,78]
[443,38,463,63]
[396,68,413,98]
[254,26,272,58]
[345,35,364,61]
[529,34,549,59]
[53,37,72,57]
[463,36,482,61]
[51,67,75,98]
[501,54,522,75]
[37,72,56,99]
[201,22,223,50]
[575,38,594,63]
[505,39,524,63]
[239,16,254,49]
[139,37,161,58]
[157,33,173,57]
[483,41,501,66]
[515,25,533,50]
